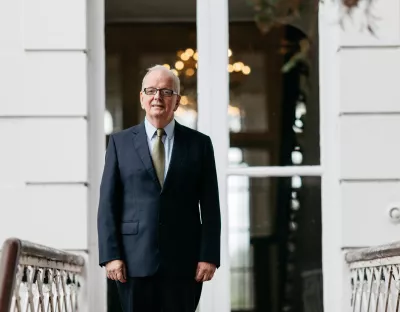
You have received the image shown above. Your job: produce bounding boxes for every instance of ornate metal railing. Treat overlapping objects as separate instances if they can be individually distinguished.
[0,238,85,312]
[346,242,400,312]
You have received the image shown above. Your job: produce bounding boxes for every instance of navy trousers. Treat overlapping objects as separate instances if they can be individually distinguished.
[116,273,203,312]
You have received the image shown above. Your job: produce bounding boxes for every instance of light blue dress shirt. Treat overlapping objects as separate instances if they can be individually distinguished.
[144,117,175,180]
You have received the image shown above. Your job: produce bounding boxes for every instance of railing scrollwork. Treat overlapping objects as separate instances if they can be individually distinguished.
[0,238,85,312]
[346,242,400,312]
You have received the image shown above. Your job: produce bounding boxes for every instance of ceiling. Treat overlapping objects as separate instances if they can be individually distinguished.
[105,0,256,23]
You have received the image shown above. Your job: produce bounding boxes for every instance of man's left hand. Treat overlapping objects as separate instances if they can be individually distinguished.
[195,262,216,282]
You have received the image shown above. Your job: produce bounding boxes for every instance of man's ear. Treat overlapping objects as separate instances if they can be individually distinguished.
[139,91,145,110]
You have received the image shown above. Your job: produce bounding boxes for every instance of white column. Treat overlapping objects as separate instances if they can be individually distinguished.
[87,0,107,311]
[319,2,346,311]
[196,0,230,311]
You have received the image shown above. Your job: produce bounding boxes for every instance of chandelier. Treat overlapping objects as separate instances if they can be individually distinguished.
[163,48,252,82]
[163,48,251,127]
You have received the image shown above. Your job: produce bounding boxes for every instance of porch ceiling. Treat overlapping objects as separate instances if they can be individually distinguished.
[105,0,255,23]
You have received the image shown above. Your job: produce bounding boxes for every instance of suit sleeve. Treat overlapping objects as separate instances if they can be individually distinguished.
[97,134,122,266]
[199,136,221,267]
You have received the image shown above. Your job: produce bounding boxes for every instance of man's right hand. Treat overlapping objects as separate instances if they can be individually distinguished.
[106,260,127,283]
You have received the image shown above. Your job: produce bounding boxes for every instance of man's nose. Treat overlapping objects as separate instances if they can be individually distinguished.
[154,90,162,99]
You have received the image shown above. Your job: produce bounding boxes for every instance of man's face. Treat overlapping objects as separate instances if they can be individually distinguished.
[140,70,180,123]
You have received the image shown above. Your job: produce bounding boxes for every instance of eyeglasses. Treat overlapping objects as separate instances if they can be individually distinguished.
[143,87,178,97]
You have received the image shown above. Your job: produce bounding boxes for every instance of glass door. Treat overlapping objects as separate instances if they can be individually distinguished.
[226,6,322,312]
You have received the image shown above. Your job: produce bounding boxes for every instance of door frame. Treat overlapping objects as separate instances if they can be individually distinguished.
[196,1,342,312]
[89,0,343,311]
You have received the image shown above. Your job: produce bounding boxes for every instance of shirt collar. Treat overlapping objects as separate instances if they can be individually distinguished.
[144,117,175,140]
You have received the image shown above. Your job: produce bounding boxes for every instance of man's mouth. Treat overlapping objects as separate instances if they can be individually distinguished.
[151,103,164,108]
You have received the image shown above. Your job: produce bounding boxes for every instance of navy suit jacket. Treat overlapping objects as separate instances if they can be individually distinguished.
[97,120,221,277]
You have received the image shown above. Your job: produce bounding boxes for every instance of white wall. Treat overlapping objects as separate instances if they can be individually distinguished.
[320,1,400,311]
[338,0,400,247]
[0,0,106,310]
[0,0,88,249]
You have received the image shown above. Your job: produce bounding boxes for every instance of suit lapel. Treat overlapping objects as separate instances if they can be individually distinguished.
[132,123,160,187]
[162,122,187,193]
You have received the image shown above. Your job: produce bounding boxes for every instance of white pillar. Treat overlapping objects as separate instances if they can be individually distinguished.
[87,0,107,311]
[319,2,346,311]
[196,0,230,311]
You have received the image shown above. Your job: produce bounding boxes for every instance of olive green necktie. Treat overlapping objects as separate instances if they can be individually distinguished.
[152,128,165,186]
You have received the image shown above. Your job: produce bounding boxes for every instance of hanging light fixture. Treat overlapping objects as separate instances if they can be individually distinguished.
[168,47,252,79]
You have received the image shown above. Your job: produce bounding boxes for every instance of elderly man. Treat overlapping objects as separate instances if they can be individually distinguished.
[97,65,221,312]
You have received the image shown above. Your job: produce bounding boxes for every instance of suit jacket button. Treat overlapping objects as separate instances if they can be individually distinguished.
[159,222,163,226]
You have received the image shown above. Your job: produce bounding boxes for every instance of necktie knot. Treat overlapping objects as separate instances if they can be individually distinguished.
[156,128,165,138]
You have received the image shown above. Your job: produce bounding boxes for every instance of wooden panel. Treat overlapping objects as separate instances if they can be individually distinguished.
[340,48,400,113]
[339,0,400,47]
[24,0,86,49]
[342,181,400,246]
[340,115,400,179]
[0,185,87,249]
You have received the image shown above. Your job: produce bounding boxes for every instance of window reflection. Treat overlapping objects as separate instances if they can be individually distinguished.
[229,105,242,133]
[104,110,113,135]
[228,148,254,311]
[229,52,268,133]
[174,106,197,129]
[228,23,320,166]
[105,54,123,135]
[228,172,323,312]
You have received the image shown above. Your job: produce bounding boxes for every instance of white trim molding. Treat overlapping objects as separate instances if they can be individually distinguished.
[319,1,344,312]
[196,0,230,311]
[227,165,323,177]
[87,0,107,311]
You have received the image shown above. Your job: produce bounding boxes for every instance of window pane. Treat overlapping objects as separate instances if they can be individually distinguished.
[228,5,320,166]
[228,175,323,312]
[229,232,253,269]
[229,147,271,167]
[229,51,268,133]
[231,270,255,311]
[105,54,123,135]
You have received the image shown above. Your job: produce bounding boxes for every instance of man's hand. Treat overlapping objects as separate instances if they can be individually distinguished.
[106,260,127,283]
[195,262,216,282]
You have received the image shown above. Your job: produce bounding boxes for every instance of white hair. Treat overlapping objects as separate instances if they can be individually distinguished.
[142,65,181,94]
